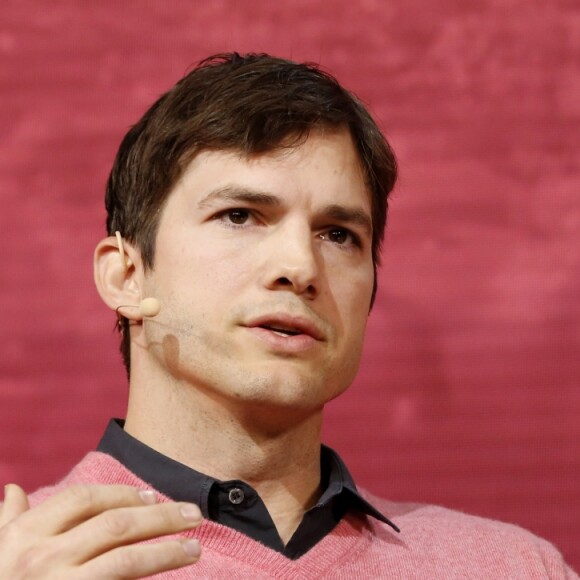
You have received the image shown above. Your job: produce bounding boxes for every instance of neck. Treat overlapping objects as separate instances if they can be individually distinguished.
[124,372,324,545]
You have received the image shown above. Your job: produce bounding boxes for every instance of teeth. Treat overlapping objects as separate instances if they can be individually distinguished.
[263,325,300,336]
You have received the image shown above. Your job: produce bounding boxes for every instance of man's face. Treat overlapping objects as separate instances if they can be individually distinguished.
[140,129,375,413]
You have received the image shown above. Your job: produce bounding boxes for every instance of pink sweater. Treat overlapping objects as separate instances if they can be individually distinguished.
[27,452,576,579]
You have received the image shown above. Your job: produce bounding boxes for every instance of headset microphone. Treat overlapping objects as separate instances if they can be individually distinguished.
[113,233,161,319]
[116,298,161,319]
[139,297,161,318]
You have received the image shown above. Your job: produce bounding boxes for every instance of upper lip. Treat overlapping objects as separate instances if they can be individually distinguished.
[244,313,325,341]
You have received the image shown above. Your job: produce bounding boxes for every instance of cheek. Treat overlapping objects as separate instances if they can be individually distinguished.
[341,260,374,308]
[160,235,248,283]
[348,301,371,345]
[333,271,373,341]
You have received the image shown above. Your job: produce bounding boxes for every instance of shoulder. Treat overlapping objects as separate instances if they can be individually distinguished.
[357,489,577,578]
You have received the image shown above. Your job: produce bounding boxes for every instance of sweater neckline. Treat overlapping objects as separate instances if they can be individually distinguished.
[69,451,382,577]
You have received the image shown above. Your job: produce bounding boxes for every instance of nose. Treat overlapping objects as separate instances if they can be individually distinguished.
[260,220,319,298]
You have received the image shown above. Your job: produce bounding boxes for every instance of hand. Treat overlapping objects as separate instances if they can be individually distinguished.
[0,483,202,579]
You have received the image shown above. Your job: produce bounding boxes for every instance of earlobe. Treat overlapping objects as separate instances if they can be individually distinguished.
[94,235,142,320]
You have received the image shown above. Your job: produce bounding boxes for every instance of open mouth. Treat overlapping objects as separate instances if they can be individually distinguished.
[260,324,302,337]
[244,313,323,343]
[244,315,322,352]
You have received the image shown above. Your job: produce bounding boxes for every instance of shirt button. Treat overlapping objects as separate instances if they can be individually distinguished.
[228,487,245,505]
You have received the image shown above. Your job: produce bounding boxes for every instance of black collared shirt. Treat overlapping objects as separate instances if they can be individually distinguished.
[97,419,398,559]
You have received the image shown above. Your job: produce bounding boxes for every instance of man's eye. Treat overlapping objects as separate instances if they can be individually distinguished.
[328,228,349,244]
[225,209,250,224]
[322,228,360,247]
[319,227,362,249]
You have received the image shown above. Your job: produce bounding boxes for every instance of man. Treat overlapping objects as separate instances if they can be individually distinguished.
[0,53,575,578]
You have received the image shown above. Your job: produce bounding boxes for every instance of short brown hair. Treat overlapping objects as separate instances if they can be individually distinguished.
[105,52,397,375]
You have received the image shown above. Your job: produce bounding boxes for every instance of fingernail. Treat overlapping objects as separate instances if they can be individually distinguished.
[180,503,202,523]
[183,539,201,558]
[138,490,157,505]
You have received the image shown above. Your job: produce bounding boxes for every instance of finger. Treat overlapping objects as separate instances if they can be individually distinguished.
[0,484,30,526]
[14,484,158,536]
[79,537,201,580]
[59,501,202,564]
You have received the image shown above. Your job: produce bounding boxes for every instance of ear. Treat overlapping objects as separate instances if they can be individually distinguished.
[94,235,144,321]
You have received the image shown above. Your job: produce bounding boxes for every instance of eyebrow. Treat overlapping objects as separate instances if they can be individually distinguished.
[197,186,282,209]
[197,185,372,236]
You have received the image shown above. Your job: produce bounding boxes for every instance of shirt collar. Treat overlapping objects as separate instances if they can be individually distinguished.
[320,442,400,532]
[97,418,399,534]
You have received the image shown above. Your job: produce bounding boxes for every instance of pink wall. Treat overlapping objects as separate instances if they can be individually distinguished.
[1,0,578,569]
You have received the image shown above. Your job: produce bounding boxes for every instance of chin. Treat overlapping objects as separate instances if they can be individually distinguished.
[228,368,351,411]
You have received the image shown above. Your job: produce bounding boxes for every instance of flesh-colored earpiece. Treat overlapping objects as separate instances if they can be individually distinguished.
[115,231,133,270]
[139,297,161,318]
[116,298,161,320]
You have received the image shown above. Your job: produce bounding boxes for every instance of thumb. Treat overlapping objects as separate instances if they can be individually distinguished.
[0,483,30,527]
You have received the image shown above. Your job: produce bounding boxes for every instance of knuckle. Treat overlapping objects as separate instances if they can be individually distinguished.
[0,522,21,546]
[66,484,96,510]
[16,536,72,573]
[157,503,179,529]
[0,521,70,579]
[102,510,133,538]
[108,548,141,578]
[15,544,53,579]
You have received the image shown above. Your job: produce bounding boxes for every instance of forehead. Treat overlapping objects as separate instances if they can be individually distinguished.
[172,129,370,210]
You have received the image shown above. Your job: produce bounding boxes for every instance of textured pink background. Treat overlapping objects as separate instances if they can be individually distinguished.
[1,0,579,569]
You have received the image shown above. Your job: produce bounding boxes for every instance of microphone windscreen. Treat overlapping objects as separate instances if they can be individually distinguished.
[140,297,161,318]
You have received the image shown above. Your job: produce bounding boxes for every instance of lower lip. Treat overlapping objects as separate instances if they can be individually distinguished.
[244,326,319,353]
